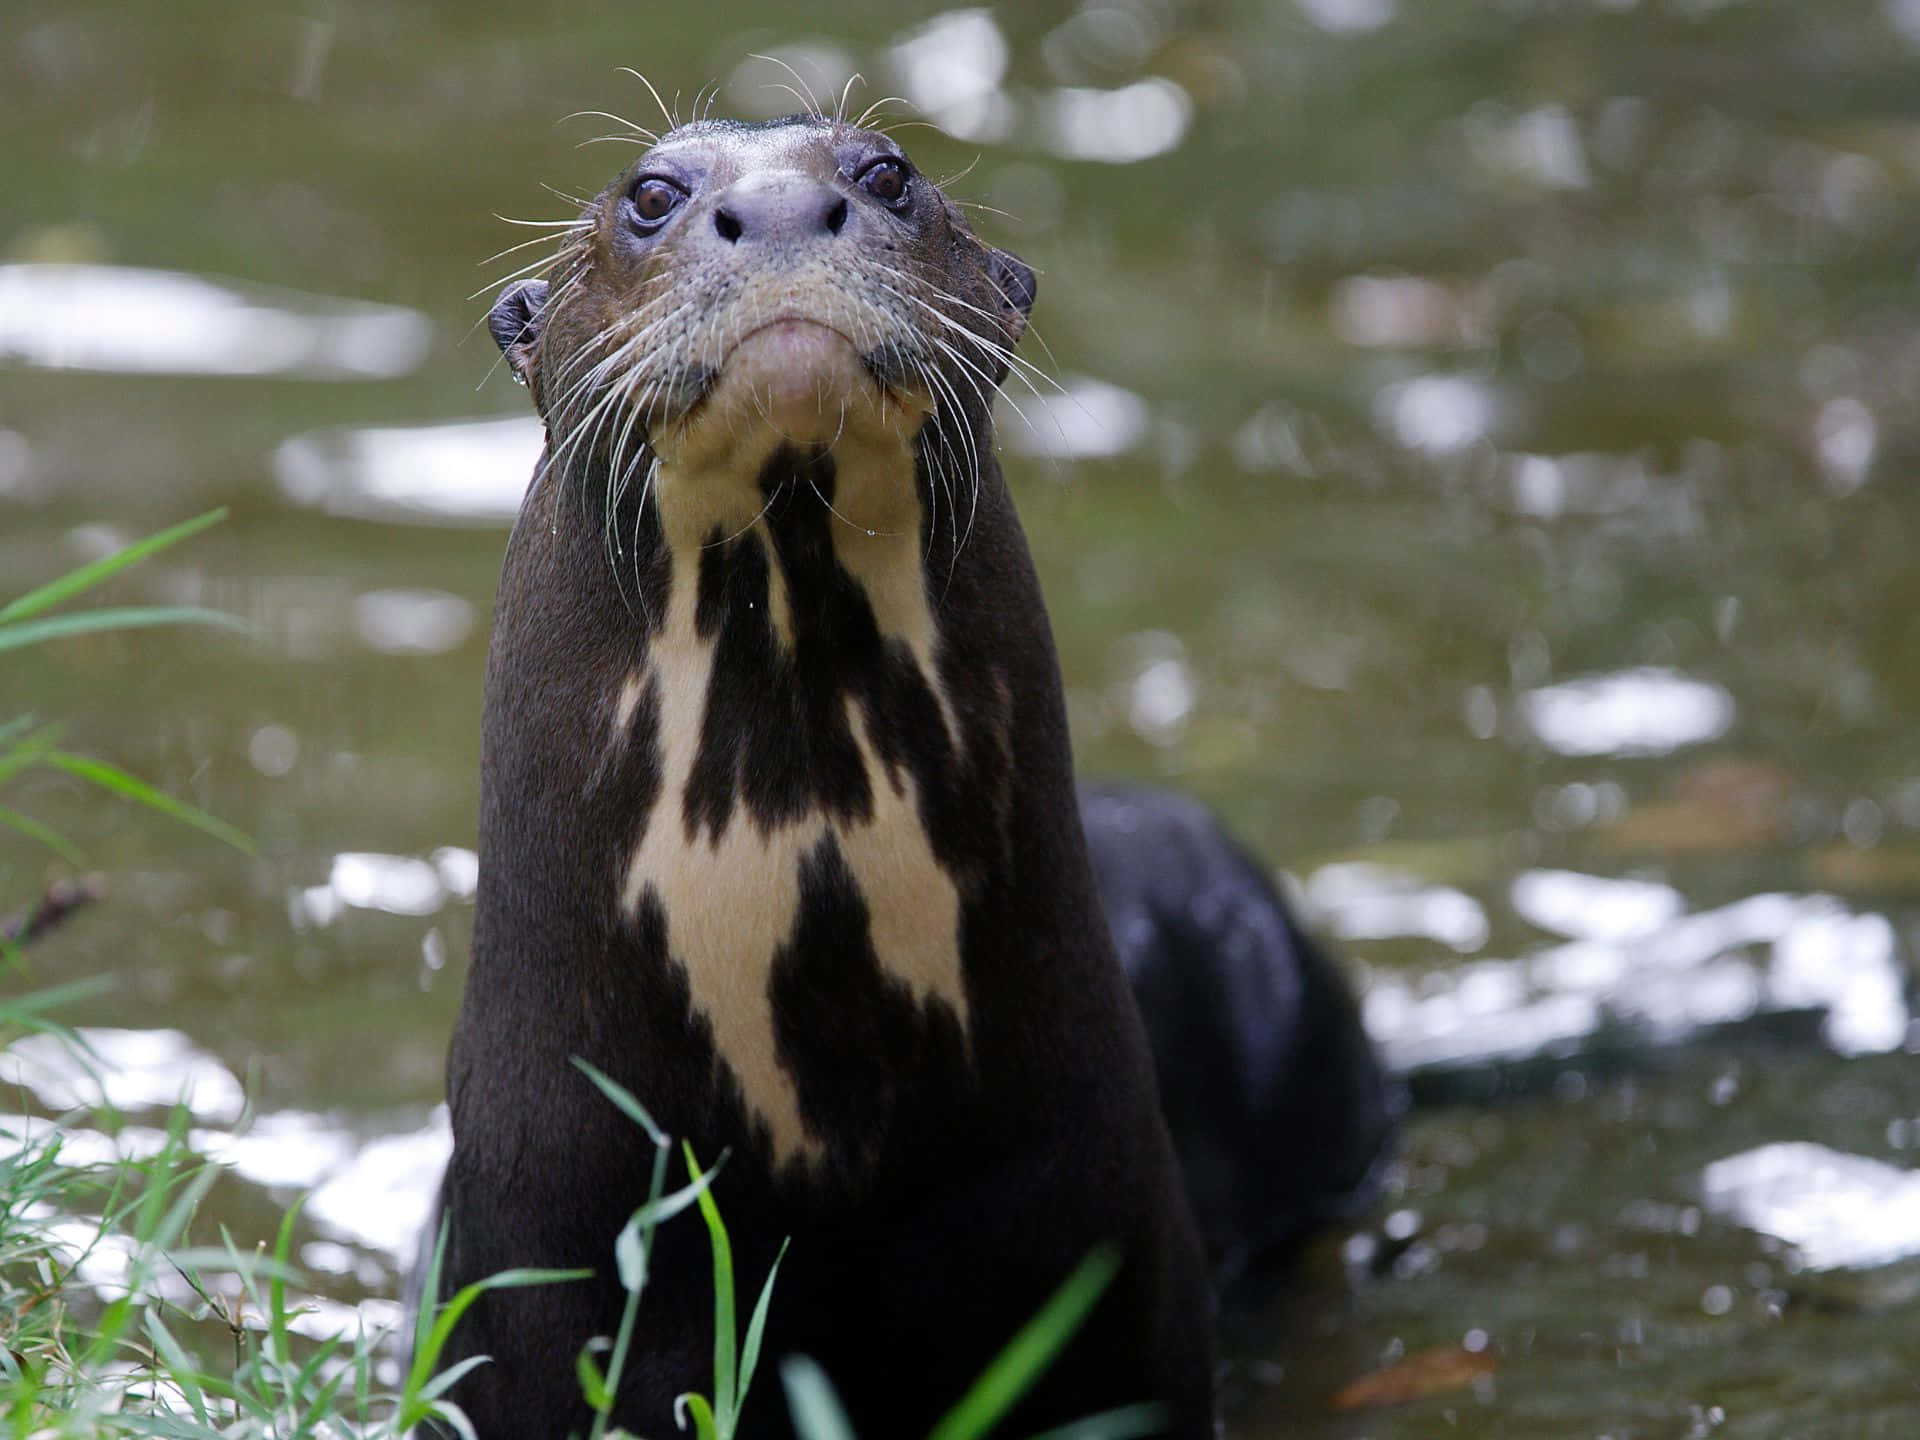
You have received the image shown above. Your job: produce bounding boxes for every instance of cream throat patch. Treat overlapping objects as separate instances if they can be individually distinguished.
[614,432,968,1169]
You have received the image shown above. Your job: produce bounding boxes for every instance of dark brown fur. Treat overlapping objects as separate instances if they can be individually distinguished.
[433,115,1215,1438]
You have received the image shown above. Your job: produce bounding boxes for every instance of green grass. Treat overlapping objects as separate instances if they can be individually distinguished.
[1,506,252,950]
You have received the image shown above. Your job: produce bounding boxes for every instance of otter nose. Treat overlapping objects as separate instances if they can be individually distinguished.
[711,173,849,246]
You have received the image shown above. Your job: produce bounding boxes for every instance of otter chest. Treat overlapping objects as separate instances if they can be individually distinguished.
[606,440,971,1169]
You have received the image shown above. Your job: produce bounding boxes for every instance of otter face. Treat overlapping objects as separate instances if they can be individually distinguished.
[492,115,1035,483]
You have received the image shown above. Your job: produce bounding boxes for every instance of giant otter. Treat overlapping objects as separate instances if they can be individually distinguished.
[432,110,1391,1439]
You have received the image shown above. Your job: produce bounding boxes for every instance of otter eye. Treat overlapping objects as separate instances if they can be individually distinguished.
[628,177,687,228]
[858,157,910,206]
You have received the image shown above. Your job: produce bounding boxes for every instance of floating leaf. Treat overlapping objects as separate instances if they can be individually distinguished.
[1331,1344,1497,1412]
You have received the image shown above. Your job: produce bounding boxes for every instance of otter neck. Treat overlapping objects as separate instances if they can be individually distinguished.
[574,427,979,1172]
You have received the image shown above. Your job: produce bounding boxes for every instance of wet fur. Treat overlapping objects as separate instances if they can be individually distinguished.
[435,115,1214,1438]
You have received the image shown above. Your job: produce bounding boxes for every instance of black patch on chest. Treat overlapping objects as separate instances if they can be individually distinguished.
[768,833,970,1162]
[679,446,957,848]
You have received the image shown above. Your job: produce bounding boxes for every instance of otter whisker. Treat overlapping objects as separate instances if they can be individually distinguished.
[617,67,680,132]
[561,108,663,144]
[710,478,784,548]
[862,260,1064,405]
[853,95,915,131]
[577,134,655,150]
[747,51,826,121]
[539,180,596,209]
[864,259,1065,397]
[834,72,867,125]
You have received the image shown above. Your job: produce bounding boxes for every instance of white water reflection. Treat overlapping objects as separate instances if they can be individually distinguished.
[5,1108,353,1193]
[1464,103,1592,191]
[0,1028,244,1123]
[292,847,479,928]
[14,1094,443,1347]
[1367,884,1911,1072]
[1375,373,1496,453]
[1772,908,1904,1055]
[353,588,474,655]
[1365,970,1599,1071]
[1129,656,1195,746]
[1004,374,1150,459]
[435,845,480,899]
[306,1109,451,1261]
[31,1216,200,1306]
[284,1295,407,1345]
[1330,274,1465,349]
[1297,0,1397,33]
[1498,451,1662,519]
[19,1101,447,1266]
[1703,1143,1920,1271]
[0,264,431,379]
[1305,862,1491,952]
[1521,666,1735,756]
[1038,79,1192,164]
[889,9,1016,142]
[275,416,541,525]
[1815,395,1877,494]
[206,1110,359,1190]
[1511,869,1684,943]
[3,1115,172,1167]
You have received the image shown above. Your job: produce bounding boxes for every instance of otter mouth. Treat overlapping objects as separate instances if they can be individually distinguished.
[664,314,924,443]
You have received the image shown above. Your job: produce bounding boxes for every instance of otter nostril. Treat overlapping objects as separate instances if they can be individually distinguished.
[825,197,849,236]
[714,208,743,244]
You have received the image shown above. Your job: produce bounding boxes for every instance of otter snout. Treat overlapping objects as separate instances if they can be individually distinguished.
[707,172,850,251]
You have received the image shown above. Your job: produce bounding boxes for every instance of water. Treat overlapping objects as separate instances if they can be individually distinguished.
[6,1,1920,1432]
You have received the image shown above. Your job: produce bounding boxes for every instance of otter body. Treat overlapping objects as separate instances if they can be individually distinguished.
[437,115,1214,1437]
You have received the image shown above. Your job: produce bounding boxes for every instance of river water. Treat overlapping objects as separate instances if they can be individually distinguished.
[5,1,1920,1433]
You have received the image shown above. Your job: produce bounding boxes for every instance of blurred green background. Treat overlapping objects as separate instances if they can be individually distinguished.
[6,1,1920,1433]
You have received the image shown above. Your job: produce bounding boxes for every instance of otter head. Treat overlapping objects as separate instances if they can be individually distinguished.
[489,115,1035,514]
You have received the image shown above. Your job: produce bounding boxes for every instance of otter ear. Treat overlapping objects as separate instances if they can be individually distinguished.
[488,278,549,385]
[987,249,1036,345]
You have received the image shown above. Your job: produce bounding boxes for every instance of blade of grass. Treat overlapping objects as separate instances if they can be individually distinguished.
[0,723,65,788]
[165,1247,303,1284]
[412,1352,492,1405]
[411,1217,453,1379]
[142,1310,209,1424]
[622,1159,722,1233]
[780,1357,857,1440]
[44,751,253,854]
[0,508,229,624]
[1024,1403,1169,1440]
[422,1401,483,1440]
[0,974,113,1026]
[0,606,250,655]
[287,1362,350,1440]
[737,1236,789,1412]
[268,1193,309,1373]
[577,1348,613,1414]
[683,1141,736,1430]
[926,1246,1123,1440]
[674,1390,720,1440]
[286,1329,346,1406]
[592,1103,674,1440]
[0,806,85,866]
[400,1266,593,1429]
[572,1057,669,1147]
